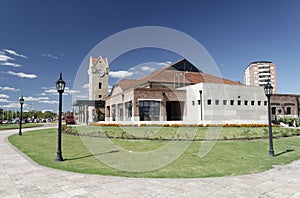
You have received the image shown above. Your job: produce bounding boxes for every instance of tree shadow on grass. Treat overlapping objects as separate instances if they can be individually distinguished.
[64,150,119,161]
[275,149,294,157]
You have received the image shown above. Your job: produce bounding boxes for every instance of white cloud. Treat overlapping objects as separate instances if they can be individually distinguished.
[0,86,20,92]
[140,66,156,72]
[45,89,57,93]
[110,71,133,78]
[0,62,21,67]
[42,53,58,59]
[24,96,49,101]
[0,54,14,62]
[38,100,58,104]
[157,61,172,66]
[0,99,11,103]
[0,94,9,98]
[42,87,79,95]
[21,95,57,105]
[37,92,47,96]
[0,94,10,103]
[1,102,22,108]
[7,71,37,79]
[74,95,88,99]
[82,84,89,89]
[108,85,112,93]
[65,87,80,94]
[3,49,27,59]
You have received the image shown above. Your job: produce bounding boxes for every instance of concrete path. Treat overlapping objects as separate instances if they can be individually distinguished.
[1,127,300,198]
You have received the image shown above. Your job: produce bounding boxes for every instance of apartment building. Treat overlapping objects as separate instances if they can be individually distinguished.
[244,61,277,92]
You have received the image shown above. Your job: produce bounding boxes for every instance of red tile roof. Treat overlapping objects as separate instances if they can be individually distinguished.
[91,56,108,65]
[116,59,240,91]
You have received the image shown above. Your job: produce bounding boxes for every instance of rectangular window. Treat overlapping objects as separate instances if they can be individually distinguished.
[251,101,255,106]
[286,107,291,115]
[207,99,211,105]
[223,100,227,105]
[215,100,219,105]
[237,100,241,106]
[125,101,132,120]
[99,95,102,99]
[271,107,276,115]
[118,103,123,121]
[122,94,124,102]
[264,101,267,106]
[111,105,116,121]
[244,100,248,106]
[258,101,261,106]
[99,83,102,89]
[139,100,160,121]
[230,100,234,105]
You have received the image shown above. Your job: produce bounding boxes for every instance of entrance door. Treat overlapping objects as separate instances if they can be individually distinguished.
[166,101,183,121]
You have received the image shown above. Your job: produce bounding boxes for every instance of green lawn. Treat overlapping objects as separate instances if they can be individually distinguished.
[0,123,43,130]
[8,127,300,178]
[68,125,300,140]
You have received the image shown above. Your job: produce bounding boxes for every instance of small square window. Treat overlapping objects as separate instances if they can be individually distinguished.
[251,101,255,106]
[99,83,102,89]
[223,100,227,105]
[99,95,102,99]
[258,101,261,106]
[230,100,234,105]
[244,100,248,106]
[264,101,267,106]
[207,99,211,105]
[238,100,241,105]
[215,100,219,105]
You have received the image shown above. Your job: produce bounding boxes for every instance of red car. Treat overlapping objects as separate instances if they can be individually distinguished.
[65,115,75,124]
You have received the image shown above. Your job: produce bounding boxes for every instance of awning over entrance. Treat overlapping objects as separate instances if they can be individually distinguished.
[72,100,105,124]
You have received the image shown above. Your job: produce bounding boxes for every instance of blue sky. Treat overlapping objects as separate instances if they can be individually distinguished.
[0,0,300,112]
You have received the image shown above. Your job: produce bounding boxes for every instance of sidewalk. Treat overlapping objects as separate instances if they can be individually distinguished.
[1,127,300,197]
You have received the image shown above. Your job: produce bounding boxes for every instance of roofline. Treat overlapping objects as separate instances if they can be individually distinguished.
[273,93,300,97]
[244,60,274,72]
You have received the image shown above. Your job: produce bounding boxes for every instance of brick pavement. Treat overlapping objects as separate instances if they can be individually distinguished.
[1,127,300,197]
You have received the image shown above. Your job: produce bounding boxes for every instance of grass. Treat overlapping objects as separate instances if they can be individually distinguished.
[66,125,300,140]
[0,123,43,130]
[8,127,300,178]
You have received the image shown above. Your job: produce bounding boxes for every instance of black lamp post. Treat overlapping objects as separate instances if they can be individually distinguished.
[55,73,65,162]
[264,81,274,157]
[19,95,24,136]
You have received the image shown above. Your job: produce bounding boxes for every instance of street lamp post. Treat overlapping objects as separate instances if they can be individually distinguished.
[264,81,274,157]
[19,95,24,136]
[55,73,65,162]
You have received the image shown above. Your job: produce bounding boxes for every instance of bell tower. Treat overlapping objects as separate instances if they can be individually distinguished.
[88,56,110,100]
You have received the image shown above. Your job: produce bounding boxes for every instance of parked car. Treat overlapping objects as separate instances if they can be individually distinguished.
[3,120,12,124]
[65,115,75,124]
[12,119,19,124]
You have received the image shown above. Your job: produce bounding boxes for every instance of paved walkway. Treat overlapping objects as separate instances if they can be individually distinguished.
[1,127,300,198]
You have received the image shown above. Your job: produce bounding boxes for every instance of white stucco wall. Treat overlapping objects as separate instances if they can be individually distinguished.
[180,83,268,124]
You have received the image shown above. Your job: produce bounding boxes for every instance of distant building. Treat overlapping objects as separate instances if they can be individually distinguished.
[73,56,109,124]
[105,59,268,125]
[244,61,277,93]
[271,93,300,118]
